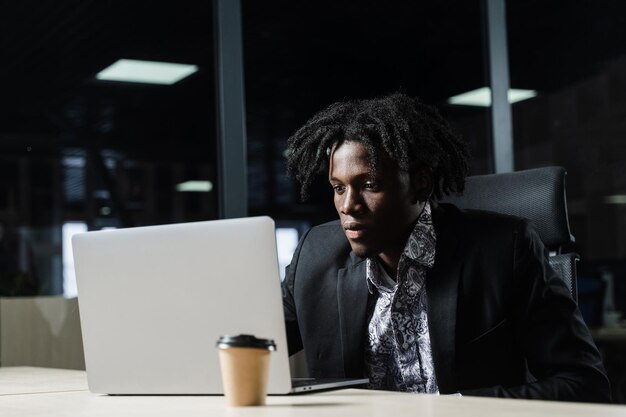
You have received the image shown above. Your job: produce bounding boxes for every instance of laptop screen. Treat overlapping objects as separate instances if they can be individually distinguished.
[73,216,293,394]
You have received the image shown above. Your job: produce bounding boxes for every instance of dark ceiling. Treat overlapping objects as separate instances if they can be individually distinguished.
[1,0,626,163]
[0,0,214,162]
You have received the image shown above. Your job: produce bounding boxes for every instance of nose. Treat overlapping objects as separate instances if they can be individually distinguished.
[339,188,364,216]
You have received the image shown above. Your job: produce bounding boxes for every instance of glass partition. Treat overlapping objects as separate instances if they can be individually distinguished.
[507,0,626,298]
[0,1,217,297]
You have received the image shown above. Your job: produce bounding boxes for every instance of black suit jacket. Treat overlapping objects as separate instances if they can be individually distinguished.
[282,203,610,402]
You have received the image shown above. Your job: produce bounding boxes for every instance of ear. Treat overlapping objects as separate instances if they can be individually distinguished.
[410,167,433,203]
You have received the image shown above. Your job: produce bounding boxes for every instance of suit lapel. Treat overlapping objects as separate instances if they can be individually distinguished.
[427,205,462,394]
[337,252,369,377]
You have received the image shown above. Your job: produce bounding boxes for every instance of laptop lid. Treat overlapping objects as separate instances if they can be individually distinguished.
[73,216,294,394]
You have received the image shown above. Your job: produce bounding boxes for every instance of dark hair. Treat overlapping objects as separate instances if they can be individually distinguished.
[286,93,471,201]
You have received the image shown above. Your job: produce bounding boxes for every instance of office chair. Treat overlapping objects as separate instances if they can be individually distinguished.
[439,166,578,300]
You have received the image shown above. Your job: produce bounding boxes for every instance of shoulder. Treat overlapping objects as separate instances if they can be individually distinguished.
[284,218,356,293]
[296,220,353,264]
[304,219,344,240]
[433,202,545,262]
[434,202,531,240]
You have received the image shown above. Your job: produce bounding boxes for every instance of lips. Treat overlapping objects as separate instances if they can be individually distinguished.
[343,221,368,240]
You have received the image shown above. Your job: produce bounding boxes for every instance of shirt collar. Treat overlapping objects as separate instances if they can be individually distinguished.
[366,201,437,293]
[402,201,436,268]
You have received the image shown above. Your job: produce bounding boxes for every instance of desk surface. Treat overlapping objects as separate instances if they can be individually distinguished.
[0,367,87,396]
[1,367,625,417]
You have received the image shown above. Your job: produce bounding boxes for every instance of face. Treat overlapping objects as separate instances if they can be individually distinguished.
[328,141,428,269]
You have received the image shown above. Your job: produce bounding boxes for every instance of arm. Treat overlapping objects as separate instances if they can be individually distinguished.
[282,228,311,356]
[461,221,610,402]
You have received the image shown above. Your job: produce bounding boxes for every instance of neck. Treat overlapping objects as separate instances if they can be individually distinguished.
[377,251,402,279]
[377,220,418,279]
[377,202,428,279]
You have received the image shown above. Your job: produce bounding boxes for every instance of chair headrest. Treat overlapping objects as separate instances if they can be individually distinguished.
[439,166,574,248]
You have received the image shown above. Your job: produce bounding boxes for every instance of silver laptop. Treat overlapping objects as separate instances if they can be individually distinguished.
[72,216,367,394]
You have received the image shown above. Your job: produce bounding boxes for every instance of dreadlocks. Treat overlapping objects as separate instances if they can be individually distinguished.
[286,93,471,201]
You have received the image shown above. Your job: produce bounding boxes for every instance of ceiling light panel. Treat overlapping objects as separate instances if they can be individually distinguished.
[447,87,538,107]
[96,59,198,85]
[176,181,213,192]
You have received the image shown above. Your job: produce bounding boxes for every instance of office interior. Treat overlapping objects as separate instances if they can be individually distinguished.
[0,0,625,405]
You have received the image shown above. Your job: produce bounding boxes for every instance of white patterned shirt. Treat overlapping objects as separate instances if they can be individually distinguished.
[364,202,439,393]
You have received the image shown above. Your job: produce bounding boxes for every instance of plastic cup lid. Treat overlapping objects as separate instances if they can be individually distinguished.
[216,334,276,350]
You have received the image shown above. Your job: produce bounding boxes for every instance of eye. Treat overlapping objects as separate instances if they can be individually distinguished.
[363,181,378,191]
[332,184,345,194]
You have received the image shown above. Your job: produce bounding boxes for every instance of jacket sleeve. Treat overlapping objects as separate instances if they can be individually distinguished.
[460,220,611,402]
[282,228,311,356]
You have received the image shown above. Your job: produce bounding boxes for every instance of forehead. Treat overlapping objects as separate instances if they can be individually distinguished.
[329,141,397,177]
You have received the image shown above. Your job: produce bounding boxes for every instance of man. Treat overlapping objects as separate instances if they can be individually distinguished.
[281,93,610,401]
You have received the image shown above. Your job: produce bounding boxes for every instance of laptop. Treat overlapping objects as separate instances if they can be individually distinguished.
[72,216,367,394]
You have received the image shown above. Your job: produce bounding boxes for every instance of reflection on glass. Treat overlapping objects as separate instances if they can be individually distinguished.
[62,222,87,298]
[276,228,300,281]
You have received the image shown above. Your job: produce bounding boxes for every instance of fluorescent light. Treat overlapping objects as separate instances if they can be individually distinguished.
[447,87,538,107]
[448,88,492,106]
[96,59,198,85]
[604,195,626,204]
[508,89,537,103]
[176,180,213,192]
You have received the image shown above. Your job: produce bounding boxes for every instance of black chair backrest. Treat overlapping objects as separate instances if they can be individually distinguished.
[439,166,577,300]
[440,166,574,251]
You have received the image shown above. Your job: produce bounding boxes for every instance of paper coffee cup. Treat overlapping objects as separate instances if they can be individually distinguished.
[216,334,276,406]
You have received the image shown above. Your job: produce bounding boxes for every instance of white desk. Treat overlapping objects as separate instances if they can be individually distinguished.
[0,367,87,396]
[1,367,625,417]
